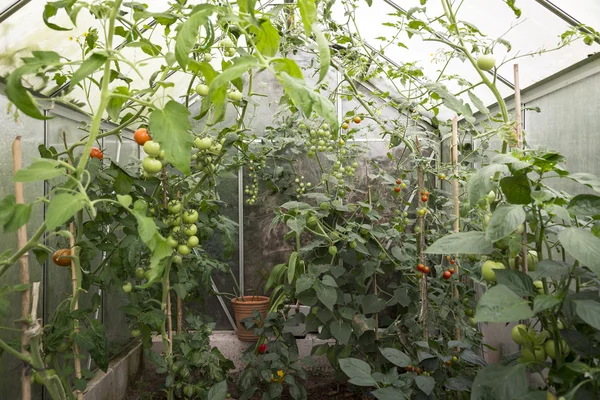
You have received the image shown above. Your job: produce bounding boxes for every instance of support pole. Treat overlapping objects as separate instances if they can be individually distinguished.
[514,64,528,274]
[451,117,461,345]
[416,137,428,340]
[13,136,31,400]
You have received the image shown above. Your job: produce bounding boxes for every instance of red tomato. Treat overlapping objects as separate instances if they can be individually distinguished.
[90,147,104,160]
[394,186,401,193]
[52,249,71,267]
[423,266,430,274]
[448,268,455,274]
[258,343,267,354]
[443,271,452,280]
[134,128,151,145]
[353,116,361,124]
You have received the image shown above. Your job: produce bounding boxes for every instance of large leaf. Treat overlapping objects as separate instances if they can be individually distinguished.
[338,358,377,387]
[46,193,86,231]
[149,101,194,175]
[415,375,435,395]
[254,19,280,57]
[70,52,108,88]
[279,72,338,132]
[425,232,493,254]
[494,269,533,297]
[297,0,317,36]
[315,281,337,311]
[379,347,410,367]
[467,164,508,205]
[329,320,352,344]
[568,173,600,192]
[471,364,529,400]
[568,194,600,217]
[313,24,330,83]
[533,295,560,314]
[175,6,213,70]
[530,260,570,280]
[474,285,534,323]
[362,294,386,314]
[500,175,532,204]
[485,205,525,242]
[426,83,474,123]
[13,159,66,182]
[574,300,600,330]
[558,227,600,278]
[371,387,405,400]
[207,380,227,400]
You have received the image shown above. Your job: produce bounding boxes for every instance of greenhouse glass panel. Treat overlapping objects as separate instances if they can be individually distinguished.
[551,0,600,30]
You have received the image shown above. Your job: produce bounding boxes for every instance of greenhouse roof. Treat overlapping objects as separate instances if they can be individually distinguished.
[0,0,598,121]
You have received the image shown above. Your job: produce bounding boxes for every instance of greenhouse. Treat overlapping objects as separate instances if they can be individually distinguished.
[0,0,599,399]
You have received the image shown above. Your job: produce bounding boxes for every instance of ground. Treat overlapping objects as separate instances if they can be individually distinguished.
[125,368,369,400]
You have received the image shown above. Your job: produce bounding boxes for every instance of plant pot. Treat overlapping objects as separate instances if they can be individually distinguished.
[282,304,311,337]
[231,296,270,342]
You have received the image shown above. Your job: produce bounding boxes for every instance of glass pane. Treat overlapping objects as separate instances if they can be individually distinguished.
[552,0,600,30]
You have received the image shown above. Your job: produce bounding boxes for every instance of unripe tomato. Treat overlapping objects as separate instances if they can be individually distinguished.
[438,173,446,180]
[195,84,209,97]
[122,282,133,293]
[143,140,161,157]
[90,147,104,160]
[194,137,212,150]
[452,356,458,362]
[142,157,162,173]
[511,324,528,345]
[521,346,546,362]
[227,90,243,101]
[183,210,199,224]
[328,245,338,256]
[481,260,505,283]
[131,329,141,338]
[341,122,349,130]
[187,235,199,247]
[167,236,179,249]
[417,208,427,216]
[168,200,182,214]
[353,116,361,124]
[134,128,151,145]
[349,241,357,249]
[52,248,72,267]
[183,224,198,236]
[135,268,145,279]
[533,280,544,294]
[178,244,191,256]
[477,54,496,71]
[415,272,423,279]
[172,255,183,265]
[465,308,474,317]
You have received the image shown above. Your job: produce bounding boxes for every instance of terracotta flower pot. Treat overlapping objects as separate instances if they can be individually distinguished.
[231,296,270,342]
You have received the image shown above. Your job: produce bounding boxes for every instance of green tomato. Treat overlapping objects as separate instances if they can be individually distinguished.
[545,339,568,360]
[143,140,161,157]
[195,84,209,96]
[187,235,199,247]
[521,346,546,362]
[135,268,145,279]
[469,317,477,327]
[220,38,234,48]
[183,224,198,236]
[307,216,318,229]
[131,329,141,338]
[204,53,213,62]
[183,209,199,223]
[481,260,505,283]
[319,202,330,211]
[168,200,182,214]
[227,90,243,101]
[328,245,338,257]
[527,251,538,271]
[465,308,474,317]
[477,55,496,71]
[452,356,458,362]
[122,282,133,293]
[194,137,212,150]
[167,236,179,249]
[33,372,44,385]
[511,324,528,345]
[515,224,525,234]
[178,244,191,256]
[349,241,357,249]
[142,157,162,174]
[533,280,544,294]
[172,255,183,265]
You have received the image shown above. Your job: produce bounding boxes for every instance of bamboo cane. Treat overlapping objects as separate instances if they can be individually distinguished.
[162,169,173,351]
[13,136,31,400]
[514,64,529,274]
[366,166,378,340]
[451,117,461,345]
[70,222,83,400]
[416,137,428,340]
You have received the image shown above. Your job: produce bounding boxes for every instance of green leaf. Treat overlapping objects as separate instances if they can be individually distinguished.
[471,364,528,400]
[298,0,317,36]
[486,205,525,242]
[46,193,86,231]
[149,101,193,175]
[568,194,600,217]
[207,380,228,400]
[500,175,533,205]
[505,0,522,18]
[287,252,297,284]
[494,269,533,297]
[530,260,570,280]
[574,300,600,330]
[338,358,377,387]
[426,83,474,123]
[474,285,534,323]
[415,375,435,395]
[6,66,51,120]
[379,347,410,367]
[175,6,213,70]
[280,72,338,132]
[117,194,132,208]
[43,2,75,31]
[567,173,600,193]
[107,86,130,121]
[371,387,405,400]
[468,164,508,205]
[329,320,352,344]
[468,91,489,115]
[0,196,16,227]
[3,203,32,233]
[533,295,560,314]
[362,294,386,314]
[315,282,337,311]
[272,58,304,79]
[13,159,66,182]
[425,232,493,254]
[254,19,280,58]
[70,52,108,88]
[313,24,330,83]
[237,0,256,15]
[558,227,600,278]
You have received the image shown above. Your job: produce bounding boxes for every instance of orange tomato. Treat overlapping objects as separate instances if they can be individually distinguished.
[134,128,151,145]
[52,249,71,267]
[90,147,104,160]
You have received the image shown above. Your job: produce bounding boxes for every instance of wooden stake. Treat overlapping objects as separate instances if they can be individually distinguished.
[514,64,529,274]
[13,136,31,400]
[177,296,183,334]
[162,169,173,351]
[70,222,83,400]
[416,137,428,340]
[366,171,378,340]
[451,117,461,345]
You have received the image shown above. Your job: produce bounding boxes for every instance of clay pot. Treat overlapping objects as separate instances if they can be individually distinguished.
[231,296,270,342]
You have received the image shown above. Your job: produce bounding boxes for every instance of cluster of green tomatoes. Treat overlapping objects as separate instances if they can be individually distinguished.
[164,200,201,263]
[192,136,223,173]
[245,157,266,205]
[141,140,165,176]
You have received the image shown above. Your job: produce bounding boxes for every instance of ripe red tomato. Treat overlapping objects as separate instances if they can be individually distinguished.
[394,186,401,193]
[443,271,452,280]
[445,361,452,366]
[417,263,425,272]
[423,266,430,274]
[406,366,413,372]
[395,179,402,185]
[258,343,267,354]
[90,147,104,160]
[421,195,428,202]
[353,116,361,124]
[450,259,456,265]
[448,268,455,274]
[52,249,71,267]
[134,128,151,145]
